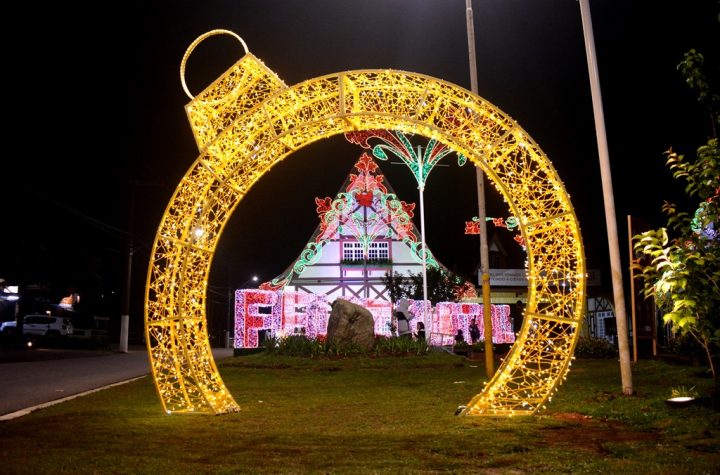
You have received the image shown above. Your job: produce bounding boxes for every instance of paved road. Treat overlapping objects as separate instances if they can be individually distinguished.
[0,345,234,418]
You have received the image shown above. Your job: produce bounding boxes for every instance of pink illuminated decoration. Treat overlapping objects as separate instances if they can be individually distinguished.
[234,289,514,349]
[235,290,282,348]
[281,292,329,339]
[454,281,478,300]
[345,296,394,335]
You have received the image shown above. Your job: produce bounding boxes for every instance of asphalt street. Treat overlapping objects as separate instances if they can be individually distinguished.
[0,344,234,419]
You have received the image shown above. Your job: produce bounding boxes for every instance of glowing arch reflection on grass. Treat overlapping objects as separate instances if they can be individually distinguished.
[145,30,586,416]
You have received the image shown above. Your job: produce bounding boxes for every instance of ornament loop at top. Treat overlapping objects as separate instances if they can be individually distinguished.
[180,29,249,100]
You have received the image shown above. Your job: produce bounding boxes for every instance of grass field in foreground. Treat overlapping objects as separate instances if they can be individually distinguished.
[0,352,718,474]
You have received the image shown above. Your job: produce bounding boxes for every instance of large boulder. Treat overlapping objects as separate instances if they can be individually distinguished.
[326,299,376,350]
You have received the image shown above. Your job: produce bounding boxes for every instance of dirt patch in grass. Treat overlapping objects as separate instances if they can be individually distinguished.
[541,412,659,454]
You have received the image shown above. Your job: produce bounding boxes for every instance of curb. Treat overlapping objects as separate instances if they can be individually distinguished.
[0,375,147,421]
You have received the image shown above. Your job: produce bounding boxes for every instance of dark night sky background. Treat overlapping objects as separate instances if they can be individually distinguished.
[2,1,718,331]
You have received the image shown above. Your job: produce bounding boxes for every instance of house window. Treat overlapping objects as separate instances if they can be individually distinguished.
[368,241,389,261]
[342,241,364,261]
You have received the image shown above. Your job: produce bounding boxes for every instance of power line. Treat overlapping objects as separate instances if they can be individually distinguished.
[32,190,130,238]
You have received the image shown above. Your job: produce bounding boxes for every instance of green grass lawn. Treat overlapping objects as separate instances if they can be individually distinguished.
[1,352,718,474]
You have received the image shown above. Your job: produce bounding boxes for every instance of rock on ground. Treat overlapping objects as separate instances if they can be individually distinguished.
[326,299,376,350]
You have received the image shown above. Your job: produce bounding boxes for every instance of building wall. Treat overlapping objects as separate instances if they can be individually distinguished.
[288,234,427,302]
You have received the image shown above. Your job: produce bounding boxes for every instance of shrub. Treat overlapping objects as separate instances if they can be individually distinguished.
[325,340,365,357]
[467,342,500,353]
[263,335,279,353]
[268,335,326,357]
[261,334,430,358]
[665,332,706,358]
[373,336,429,356]
[574,336,618,359]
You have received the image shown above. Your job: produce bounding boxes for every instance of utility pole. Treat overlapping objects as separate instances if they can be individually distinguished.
[119,179,163,354]
[119,237,133,353]
[466,0,494,376]
[226,262,236,349]
[578,0,633,395]
[119,187,135,353]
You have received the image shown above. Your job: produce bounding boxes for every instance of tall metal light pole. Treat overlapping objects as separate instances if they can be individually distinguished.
[578,0,633,395]
[417,145,430,318]
[374,132,459,324]
[466,0,494,376]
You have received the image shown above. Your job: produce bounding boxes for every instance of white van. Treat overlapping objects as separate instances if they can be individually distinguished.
[0,315,74,337]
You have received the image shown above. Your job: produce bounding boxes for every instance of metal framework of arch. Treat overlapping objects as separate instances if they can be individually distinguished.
[145,30,586,416]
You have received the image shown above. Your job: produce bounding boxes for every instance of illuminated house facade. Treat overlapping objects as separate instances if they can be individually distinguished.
[260,151,451,301]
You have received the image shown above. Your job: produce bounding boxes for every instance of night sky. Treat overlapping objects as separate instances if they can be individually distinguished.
[2,1,718,324]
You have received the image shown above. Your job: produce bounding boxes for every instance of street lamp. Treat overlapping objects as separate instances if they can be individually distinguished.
[367,131,462,321]
[416,145,429,319]
[240,274,259,295]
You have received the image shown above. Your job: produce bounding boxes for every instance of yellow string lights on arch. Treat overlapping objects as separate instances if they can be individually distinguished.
[145,29,586,416]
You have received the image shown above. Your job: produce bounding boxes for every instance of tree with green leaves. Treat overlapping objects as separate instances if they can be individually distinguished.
[383,271,408,305]
[407,267,468,304]
[383,267,468,305]
[633,49,719,385]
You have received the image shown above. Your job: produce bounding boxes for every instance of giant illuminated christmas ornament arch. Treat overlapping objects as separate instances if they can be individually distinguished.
[145,29,586,416]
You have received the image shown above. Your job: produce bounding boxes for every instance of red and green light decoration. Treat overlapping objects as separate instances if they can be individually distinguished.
[345,129,467,187]
[466,215,526,249]
[261,137,442,291]
[315,152,417,249]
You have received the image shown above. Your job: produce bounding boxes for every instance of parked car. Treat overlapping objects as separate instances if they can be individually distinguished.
[0,315,74,337]
[0,319,17,334]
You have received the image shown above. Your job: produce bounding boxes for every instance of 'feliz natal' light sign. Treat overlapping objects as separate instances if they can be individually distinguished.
[144,30,586,416]
[234,290,515,349]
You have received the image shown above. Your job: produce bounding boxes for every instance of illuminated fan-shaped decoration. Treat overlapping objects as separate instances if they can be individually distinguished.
[346,129,467,188]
